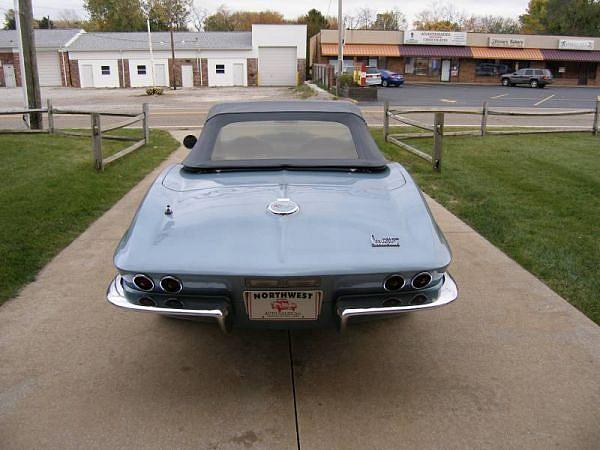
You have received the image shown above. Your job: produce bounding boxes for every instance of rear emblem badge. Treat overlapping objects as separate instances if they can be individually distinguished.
[268,198,299,216]
[371,234,400,247]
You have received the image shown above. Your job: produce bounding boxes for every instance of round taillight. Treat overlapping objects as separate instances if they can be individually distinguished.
[160,276,182,293]
[384,275,405,291]
[411,294,428,305]
[139,297,156,307]
[382,297,402,307]
[411,272,432,289]
[165,299,184,309]
[133,274,154,291]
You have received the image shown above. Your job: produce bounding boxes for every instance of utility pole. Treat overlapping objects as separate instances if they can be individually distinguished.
[170,27,176,90]
[16,0,42,129]
[336,0,343,96]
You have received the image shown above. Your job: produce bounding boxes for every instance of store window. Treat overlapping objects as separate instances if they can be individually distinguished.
[546,61,597,79]
[101,65,110,75]
[137,65,146,75]
[475,60,512,76]
[405,57,441,76]
[474,60,533,77]
[216,64,225,74]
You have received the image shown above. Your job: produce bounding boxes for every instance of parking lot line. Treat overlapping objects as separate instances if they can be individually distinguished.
[534,94,555,106]
[490,93,509,99]
[440,99,457,103]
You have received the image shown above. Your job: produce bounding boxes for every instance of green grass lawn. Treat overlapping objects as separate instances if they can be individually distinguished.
[0,130,179,305]
[372,128,600,324]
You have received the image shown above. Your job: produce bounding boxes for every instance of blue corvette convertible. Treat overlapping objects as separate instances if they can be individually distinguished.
[380,69,405,87]
[107,101,457,332]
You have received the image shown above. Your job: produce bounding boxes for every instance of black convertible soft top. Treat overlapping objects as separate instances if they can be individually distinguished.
[182,101,388,172]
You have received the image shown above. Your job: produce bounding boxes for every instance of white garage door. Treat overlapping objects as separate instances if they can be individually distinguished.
[37,51,62,86]
[258,47,297,86]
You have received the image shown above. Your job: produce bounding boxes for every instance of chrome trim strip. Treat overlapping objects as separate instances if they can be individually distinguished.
[107,274,230,333]
[337,273,458,332]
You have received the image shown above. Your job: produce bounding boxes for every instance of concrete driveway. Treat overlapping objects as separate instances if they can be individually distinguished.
[1,137,599,449]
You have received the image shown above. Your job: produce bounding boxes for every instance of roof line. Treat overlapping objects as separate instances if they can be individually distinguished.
[63,30,85,49]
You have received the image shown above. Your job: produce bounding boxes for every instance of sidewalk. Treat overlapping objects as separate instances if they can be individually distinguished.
[1,134,598,449]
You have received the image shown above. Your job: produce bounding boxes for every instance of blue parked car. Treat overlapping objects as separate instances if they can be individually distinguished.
[380,69,404,87]
[107,101,457,332]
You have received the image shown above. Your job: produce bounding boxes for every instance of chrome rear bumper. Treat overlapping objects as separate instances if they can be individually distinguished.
[106,274,230,333]
[337,273,458,332]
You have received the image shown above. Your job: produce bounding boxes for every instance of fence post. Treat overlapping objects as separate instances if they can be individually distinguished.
[433,112,444,172]
[142,103,150,144]
[481,101,488,136]
[383,101,389,142]
[593,97,600,136]
[91,113,103,171]
[47,98,54,134]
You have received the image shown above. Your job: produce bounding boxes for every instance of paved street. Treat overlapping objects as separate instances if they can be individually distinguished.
[2,85,599,130]
[1,133,599,449]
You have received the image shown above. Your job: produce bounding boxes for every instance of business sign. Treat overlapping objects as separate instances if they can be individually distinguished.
[558,39,594,50]
[404,30,467,46]
[489,37,525,48]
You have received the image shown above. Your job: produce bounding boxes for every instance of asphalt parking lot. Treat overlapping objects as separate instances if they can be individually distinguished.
[373,83,600,109]
[1,135,599,449]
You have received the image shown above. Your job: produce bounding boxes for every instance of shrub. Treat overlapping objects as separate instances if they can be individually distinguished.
[337,74,355,88]
[146,87,164,96]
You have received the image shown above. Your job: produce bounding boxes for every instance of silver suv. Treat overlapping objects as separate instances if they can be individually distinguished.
[501,69,553,88]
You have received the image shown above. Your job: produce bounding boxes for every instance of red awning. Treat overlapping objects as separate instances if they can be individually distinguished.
[541,49,600,62]
[321,44,401,57]
[399,45,472,58]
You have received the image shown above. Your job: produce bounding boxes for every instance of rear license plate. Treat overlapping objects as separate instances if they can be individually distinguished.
[244,290,322,320]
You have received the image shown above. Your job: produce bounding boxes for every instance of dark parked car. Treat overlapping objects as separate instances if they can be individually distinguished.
[501,68,553,88]
[379,69,405,87]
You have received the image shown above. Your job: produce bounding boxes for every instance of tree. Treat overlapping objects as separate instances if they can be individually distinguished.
[464,15,521,33]
[297,9,329,38]
[84,0,146,31]
[191,5,208,31]
[230,10,285,31]
[145,0,192,31]
[3,9,16,30]
[413,2,466,31]
[519,0,600,36]
[519,0,548,33]
[355,8,375,29]
[37,16,54,29]
[203,5,234,31]
[54,9,85,29]
[544,0,600,36]
[371,9,407,31]
[203,7,286,31]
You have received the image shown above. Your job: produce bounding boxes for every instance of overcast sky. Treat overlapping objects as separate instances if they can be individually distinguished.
[0,0,529,27]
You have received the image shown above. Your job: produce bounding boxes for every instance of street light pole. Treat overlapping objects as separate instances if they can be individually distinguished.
[336,0,343,96]
[147,18,156,87]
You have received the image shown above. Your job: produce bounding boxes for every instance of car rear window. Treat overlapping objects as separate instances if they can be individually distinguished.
[211,120,359,160]
[366,68,379,74]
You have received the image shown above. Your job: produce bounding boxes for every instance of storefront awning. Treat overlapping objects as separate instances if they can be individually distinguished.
[321,43,401,57]
[398,45,472,58]
[541,49,600,62]
[471,47,544,60]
